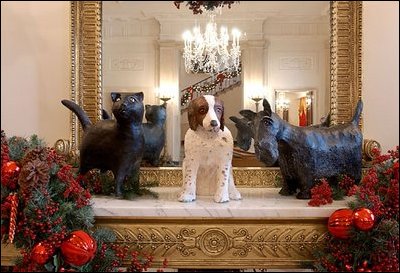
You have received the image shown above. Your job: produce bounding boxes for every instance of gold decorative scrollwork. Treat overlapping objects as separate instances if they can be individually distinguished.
[95,218,329,269]
[54,139,71,155]
[140,167,282,187]
[199,228,230,257]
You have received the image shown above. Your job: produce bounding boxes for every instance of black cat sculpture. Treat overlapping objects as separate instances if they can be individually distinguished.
[106,93,167,166]
[142,104,166,166]
[61,92,145,197]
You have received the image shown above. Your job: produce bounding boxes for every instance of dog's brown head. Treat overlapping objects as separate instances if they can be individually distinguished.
[188,95,225,132]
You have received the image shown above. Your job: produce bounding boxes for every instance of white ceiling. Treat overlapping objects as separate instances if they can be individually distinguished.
[104,1,330,23]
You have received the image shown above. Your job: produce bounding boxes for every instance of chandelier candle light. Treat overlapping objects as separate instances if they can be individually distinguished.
[182,13,241,75]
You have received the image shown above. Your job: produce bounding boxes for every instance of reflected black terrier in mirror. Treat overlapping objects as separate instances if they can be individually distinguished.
[61,92,145,197]
[229,111,331,155]
[254,99,362,199]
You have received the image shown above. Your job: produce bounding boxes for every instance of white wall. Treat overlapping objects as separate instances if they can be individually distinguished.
[1,2,399,152]
[102,17,159,113]
[363,1,399,153]
[1,1,70,146]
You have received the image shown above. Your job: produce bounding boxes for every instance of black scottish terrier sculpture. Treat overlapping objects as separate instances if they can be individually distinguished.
[253,99,363,199]
[61,92,145,197]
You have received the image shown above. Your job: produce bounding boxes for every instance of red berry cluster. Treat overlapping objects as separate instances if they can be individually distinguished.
[126,251,155,272]
[308,179,333,206]
[356,147,399,220]
[313,147,399,272]
[339,174,356,196]
[174,1,236,14]
[58,165,91,208]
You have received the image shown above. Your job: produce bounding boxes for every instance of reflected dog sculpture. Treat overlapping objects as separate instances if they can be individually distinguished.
[254,99,363,199]
[229,111,331,153]
[178,95,242,203]
[229,116,254,152]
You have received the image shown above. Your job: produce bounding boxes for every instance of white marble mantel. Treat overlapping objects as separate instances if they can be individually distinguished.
[92,187,352,219]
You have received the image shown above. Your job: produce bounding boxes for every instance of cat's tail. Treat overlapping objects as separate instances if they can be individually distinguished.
[61,100,92,131]
[351,100,363,125]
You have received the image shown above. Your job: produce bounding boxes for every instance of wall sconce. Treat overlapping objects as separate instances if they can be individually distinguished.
[250,96,263,112]
[156,87,175,105]
[248,87,266,112]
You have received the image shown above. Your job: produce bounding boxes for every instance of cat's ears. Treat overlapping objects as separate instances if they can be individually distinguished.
[111,92,121,102]
[134,92,144,102]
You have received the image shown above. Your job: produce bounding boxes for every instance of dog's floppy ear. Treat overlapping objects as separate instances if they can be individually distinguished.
[187,101,198,131]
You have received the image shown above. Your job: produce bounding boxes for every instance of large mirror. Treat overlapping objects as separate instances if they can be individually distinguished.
[70,1,362,169]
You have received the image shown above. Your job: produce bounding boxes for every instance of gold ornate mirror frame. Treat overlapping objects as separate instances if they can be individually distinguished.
[69,1,362,152]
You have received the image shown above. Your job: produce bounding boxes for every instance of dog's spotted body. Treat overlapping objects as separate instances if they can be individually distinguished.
[178,95,242,203]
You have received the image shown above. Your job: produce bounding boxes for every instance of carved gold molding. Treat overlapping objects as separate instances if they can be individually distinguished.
[140,167,282,187]
[330,1,362,126]
[95,217,328,269]
[70,1,102,151]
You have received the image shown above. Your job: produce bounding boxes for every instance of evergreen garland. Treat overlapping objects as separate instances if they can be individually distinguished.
[312,146,399,272]
[1,130,166,272]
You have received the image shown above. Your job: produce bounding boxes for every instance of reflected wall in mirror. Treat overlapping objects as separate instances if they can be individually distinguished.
[70,1,362,168]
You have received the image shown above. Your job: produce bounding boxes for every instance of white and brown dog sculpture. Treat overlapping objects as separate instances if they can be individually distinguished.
[178,95,242,203]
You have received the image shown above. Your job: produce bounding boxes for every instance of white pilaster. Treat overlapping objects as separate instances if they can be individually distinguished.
[242,40,266,112]
[158,41,181,162]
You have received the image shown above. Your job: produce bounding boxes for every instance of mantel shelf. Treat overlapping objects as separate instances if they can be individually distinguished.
[93,187,351,219]
[2,188,353,269]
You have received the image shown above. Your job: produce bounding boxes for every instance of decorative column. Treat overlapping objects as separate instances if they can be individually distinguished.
[158,41,181,162]
[241,40,266,111]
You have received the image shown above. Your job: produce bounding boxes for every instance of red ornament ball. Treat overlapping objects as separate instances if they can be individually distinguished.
[353,208,375,231]
[328,208,354,239]
[1,161,20,184]
[60,230,97,266]
[31,242,52,265]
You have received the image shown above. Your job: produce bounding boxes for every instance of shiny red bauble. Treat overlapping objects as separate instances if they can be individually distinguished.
[60,230,97,266]
[353,208,375,231]
[1,161,20,184]
[31,242,52,265]
[328,208,354,239]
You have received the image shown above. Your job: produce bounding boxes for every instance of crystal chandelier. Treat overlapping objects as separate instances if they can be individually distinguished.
[182,13,241,75]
